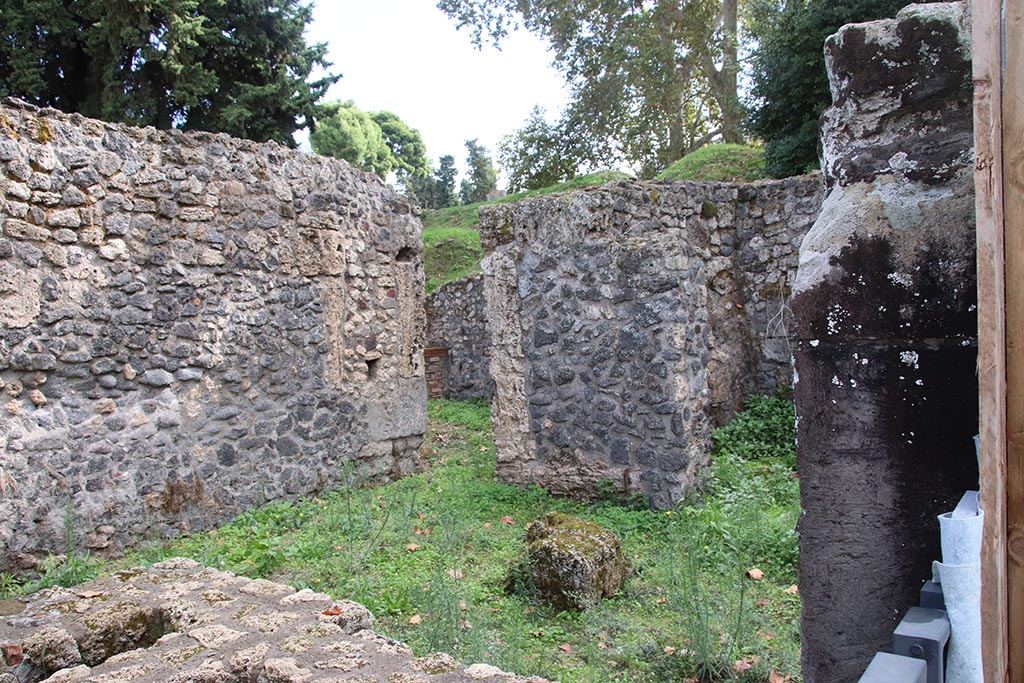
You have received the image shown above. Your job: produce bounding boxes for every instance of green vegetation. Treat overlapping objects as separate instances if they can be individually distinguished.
[0,0,337,145]
[746,0,920,178]
[1,394,800,682]
[0,553,103,600]
[656,145,767,183]
[499,106,581,192]
[422,171,631,293]
[405,154,459,210]
[459,139,499,205]
[311,102,430,181]
[438,0,744,177]
[424,226,485,294]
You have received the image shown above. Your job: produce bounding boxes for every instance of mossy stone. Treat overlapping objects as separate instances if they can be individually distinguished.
[515,512,632,611]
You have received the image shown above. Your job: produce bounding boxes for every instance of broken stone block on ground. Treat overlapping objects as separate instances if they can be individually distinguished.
[511,513,632,611]
[0,558,548,683]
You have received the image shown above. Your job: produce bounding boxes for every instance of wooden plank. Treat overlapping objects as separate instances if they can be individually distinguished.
[1003,1,1024,680]
[972,0,1008,680]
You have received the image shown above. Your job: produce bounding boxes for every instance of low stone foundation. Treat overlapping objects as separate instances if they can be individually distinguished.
[0,559,546,683]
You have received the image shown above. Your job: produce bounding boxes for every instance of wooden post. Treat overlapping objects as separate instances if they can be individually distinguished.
[974,0,1022,680]
[1004,3,1024,680]
[974,0,1007,679]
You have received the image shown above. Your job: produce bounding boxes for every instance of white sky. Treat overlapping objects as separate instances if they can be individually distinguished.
[305,0,570,182]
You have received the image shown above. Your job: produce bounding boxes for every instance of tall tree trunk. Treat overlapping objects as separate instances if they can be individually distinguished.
[718,0,743,143]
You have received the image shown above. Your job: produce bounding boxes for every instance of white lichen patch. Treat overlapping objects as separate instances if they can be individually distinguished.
[887,272,913,287]
[899,350,920,368]
[157,645,203,666]
[282,635,316,653]
[263,657,313,682]
[280,589,333,606]
[322,639,365,655]
[827,305,849,335]
[239,609,300,634]
[238,578,293,596]
[465,663,516,680]
[314,656,370,672]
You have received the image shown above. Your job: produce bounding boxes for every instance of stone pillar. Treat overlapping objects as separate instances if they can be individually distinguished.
[792,4,977,682]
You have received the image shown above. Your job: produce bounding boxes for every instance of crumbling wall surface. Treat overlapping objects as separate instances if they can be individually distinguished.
[0,558,545,683]
[479,175,821,508]
[0,101,427,571]
[425,274,493,399]
[791,4,977,682]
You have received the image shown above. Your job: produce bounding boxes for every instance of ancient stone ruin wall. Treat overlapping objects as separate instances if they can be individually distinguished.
[479,176,821,508]
[791,4,977,681]
[0,101,427,571]
[425,274,493,399]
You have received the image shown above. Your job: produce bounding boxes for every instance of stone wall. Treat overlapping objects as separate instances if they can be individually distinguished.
[425,274,493,399]
[479,176,822,508]
[791,4,978,682]
[0,101,427,571]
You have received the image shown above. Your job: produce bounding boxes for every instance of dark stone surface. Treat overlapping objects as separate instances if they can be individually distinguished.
[821,3,972,191]
[480,175,823,508]
[794,236,977,682]
[792,4,975,681]
[425,274,494,400]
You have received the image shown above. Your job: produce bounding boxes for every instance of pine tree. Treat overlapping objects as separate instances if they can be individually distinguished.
[459,139,497,204]
[0,0,338,145]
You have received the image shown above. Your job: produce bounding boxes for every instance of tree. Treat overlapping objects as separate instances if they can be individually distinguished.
[403,173,437,209]
[746,0,919,177]
[310,101,393,176]
[400,154,458,209]
[437,0,743,175]
[499,106,579,192]
[312,102,430,181]
[370,111,431,180]
[434,155,458,208]
[0,0,338,145]
[459,139,497,204]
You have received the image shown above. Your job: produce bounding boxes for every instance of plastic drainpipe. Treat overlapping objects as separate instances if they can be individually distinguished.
[933,489,983,683]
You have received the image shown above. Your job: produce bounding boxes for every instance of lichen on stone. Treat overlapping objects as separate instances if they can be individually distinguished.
[511,512,632,611]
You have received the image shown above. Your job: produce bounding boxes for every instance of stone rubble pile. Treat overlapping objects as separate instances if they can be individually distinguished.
[0,558,547,683]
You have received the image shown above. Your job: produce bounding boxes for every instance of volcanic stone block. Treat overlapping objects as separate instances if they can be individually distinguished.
[792,4,977,682]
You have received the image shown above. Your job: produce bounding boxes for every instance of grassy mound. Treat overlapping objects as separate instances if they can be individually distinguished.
[422,171,631,294]
[656,144,767,183]
[424,226,483,294]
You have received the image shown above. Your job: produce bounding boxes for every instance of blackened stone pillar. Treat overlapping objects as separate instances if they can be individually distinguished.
[792,3,978,681]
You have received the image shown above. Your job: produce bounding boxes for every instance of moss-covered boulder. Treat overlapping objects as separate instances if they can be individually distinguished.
[516,513,632,610]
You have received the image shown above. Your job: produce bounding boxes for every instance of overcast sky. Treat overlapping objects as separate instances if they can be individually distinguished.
[305,0,570,182]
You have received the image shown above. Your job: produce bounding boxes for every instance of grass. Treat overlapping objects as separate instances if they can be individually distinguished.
[424,226,484,294]
[423,171,631,294]
[656,145,767,183]
[1,395,801,682]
